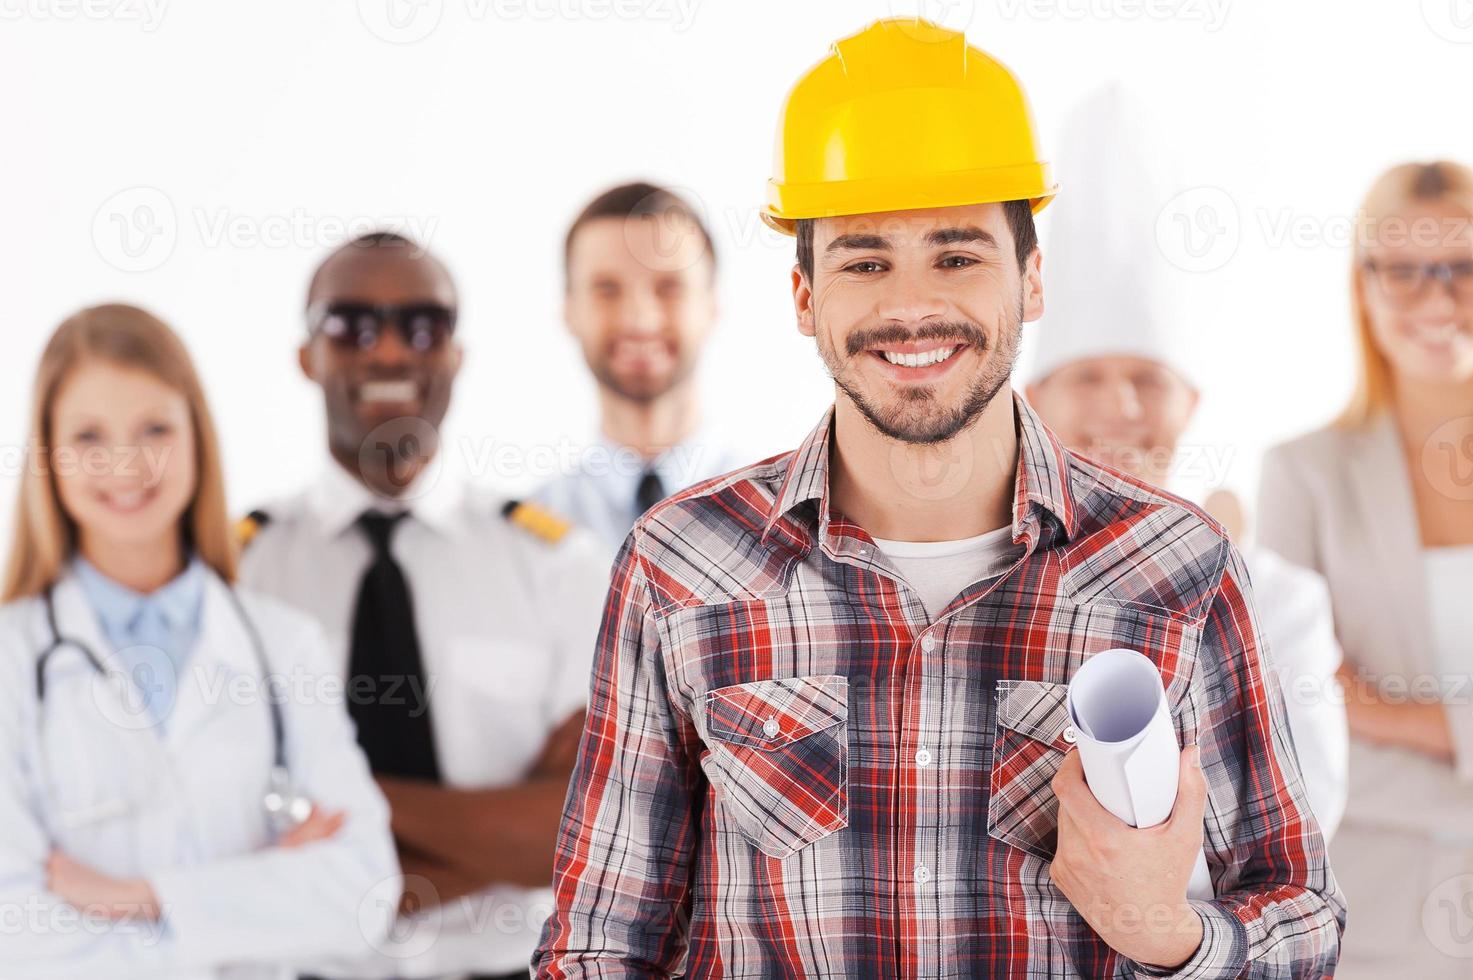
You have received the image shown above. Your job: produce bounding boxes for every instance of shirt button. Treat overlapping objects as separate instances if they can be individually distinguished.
[914,864,931,883]
[763,717,780,739]
[1062,725,1078,745]
[915,748,932,767]
[920,635,937,653]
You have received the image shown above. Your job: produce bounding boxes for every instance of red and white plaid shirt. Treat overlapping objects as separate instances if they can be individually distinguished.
[534,392,1344,979]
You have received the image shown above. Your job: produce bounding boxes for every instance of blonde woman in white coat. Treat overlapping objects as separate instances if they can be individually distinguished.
[1258,161,1473,976]
[0,305,401,979]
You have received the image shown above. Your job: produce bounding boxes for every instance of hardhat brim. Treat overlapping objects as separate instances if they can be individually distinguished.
[762,163,1057,236]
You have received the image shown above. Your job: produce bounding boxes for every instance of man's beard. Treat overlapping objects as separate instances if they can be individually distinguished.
[818,301,1023,445]
[589,347,696,405]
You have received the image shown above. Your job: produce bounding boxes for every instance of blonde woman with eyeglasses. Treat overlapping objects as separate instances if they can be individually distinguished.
[1258,161,1473,975]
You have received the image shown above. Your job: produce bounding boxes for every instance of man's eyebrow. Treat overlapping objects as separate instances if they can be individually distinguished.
[927,226,999,248]
[825,233,891,253]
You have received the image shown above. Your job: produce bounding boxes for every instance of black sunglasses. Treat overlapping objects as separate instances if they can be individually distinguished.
[307,301,458,351]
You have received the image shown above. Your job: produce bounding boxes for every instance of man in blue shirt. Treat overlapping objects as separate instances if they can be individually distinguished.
[536,182,747,556]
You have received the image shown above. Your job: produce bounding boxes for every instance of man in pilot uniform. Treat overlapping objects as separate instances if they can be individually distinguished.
[239,232,608,980]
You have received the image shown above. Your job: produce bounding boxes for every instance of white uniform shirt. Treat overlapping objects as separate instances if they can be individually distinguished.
[238,461,610,978]
[0,570,400,979]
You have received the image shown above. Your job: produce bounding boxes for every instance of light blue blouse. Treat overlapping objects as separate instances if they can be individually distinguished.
[72,555,206,725]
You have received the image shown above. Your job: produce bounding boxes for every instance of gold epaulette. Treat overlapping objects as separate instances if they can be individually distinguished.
[501,500,572,544]
[235,510,271,548]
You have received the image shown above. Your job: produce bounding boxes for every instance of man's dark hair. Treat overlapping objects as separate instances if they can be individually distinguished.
[794,199,1038,282]
[345,230,418,249]
[563,182,717,288]
[305,230,451,310]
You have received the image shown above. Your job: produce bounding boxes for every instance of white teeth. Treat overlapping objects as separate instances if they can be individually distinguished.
[881,345,960,368]
[1413,322,1459,342]
[360,380,418,403]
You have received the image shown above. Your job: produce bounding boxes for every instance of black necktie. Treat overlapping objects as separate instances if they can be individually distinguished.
[348,510,440,780]
[636,467,666,515]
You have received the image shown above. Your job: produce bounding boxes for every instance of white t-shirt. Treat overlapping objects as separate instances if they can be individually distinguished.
[1424,544,1473,676]
[870,525,1020,621]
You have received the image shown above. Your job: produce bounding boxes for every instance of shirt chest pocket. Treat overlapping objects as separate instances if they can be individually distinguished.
[701,674,849,860]
[988,679,1077,863]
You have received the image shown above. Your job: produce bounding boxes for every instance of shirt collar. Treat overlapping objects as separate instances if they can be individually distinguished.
[760,390,1079,551]
[307,454,462,539]
[589,421,732,507]
[651,421,731,488]
[585,433,650,504]
[72,553,206,635]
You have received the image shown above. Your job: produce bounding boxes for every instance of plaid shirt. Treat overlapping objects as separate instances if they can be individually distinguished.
[534,393,1345,979]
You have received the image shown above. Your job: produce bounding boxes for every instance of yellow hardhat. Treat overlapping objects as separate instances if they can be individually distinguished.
[763,17,1058,235]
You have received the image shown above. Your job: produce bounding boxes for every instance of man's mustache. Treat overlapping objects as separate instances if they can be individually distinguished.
[844,320,989,357]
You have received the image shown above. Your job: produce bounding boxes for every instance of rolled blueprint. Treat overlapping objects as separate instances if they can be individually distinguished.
[1065,648,1213,900]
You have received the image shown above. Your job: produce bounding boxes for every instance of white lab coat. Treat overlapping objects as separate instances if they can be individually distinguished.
[0,569,402,979]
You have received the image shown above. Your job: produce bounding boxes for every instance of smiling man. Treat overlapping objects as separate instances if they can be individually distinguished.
[239,232,610,980]
[534,18,1343,979]
[536,183,747,558]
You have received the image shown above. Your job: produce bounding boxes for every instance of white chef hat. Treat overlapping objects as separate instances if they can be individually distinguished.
[1021,81,1200,391]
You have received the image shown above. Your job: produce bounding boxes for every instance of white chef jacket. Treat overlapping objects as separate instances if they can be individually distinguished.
[0,569,401,979]
[238,460,609,978]
[1245,547,1349,839]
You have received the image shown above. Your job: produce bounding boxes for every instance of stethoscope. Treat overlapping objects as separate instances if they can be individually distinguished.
[34,582,314,838]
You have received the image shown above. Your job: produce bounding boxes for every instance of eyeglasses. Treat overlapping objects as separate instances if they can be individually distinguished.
[1363,258,1473,308]
[306,301,458,351]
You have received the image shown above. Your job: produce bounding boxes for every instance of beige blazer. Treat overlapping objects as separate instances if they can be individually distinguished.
[1260,413,1473,975]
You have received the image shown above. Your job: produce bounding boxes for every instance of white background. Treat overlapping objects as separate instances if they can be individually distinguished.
[2,0,1471,542]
